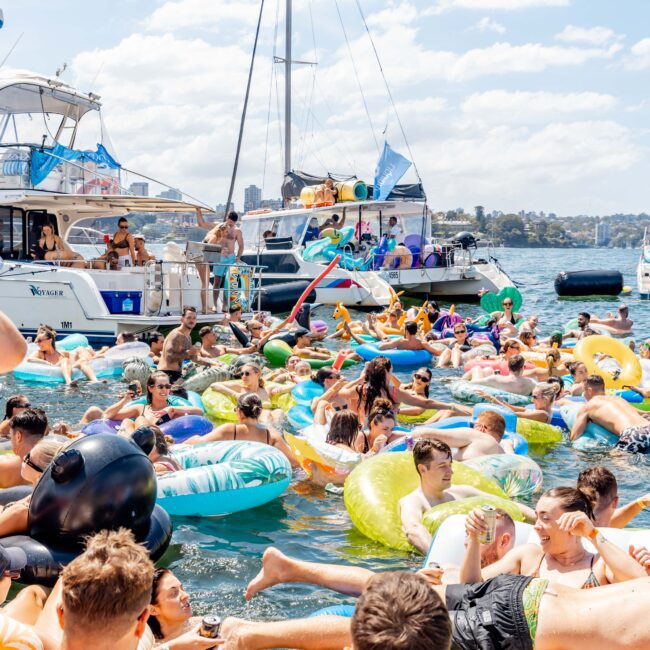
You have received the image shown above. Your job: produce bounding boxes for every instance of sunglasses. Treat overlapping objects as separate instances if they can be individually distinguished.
[242,370,257,377]
[17,403,30,409]
[503,302,513,306]
[333,404,349,412]
[23,452,43,473]
[413,373,431,383]
[35,337,48,343]
[454,329,467,334]
[250,326,262,331]
[155,384,171,390]
[119,225,129,230]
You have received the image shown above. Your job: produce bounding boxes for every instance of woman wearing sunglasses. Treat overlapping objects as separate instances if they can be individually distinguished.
[436,323,483,368]
[396,368,434,420]
[104,371,202,431]
[0,395,30,438]
[494,297,523,338]
[0,438,65,538]
[208,363,290,424]
[27,327,76,386]
[111,217,136,267]
[186,393,297,467]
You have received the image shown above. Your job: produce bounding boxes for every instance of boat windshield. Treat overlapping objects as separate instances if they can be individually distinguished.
[240,212,309,247]
[275,212,309,243]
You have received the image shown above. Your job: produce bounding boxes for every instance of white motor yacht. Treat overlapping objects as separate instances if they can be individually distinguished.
[637,227,650,300]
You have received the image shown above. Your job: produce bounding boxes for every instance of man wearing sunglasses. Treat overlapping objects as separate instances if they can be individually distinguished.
[0,409,47,489]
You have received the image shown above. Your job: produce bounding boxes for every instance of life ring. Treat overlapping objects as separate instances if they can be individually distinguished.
[573,335,642,389]
[285,431,362,480]
[157,441,292,517]
[201,383,295,422]
[463,454,543,499]
[354,343,433,368]
[263,338,357,370]
[343,451,508,551]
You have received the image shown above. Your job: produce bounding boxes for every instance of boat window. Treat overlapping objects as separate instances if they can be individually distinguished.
[239,217,262,246]
[240,252,300,274]
[274,213,309,244]
[401,213,427,237]
[0,206,24,260]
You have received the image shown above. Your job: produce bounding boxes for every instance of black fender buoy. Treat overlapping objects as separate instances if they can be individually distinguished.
[554,270,623,297]
[229,321,251,347]
[295,303,312,331]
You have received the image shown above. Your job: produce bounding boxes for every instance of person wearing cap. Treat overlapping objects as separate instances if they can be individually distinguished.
[590,304,634,334]
[133,234,155,266]
[292,329,332,361]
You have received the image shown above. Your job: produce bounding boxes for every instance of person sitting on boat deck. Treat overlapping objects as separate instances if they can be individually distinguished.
[133,233,155,266]
[571,374,650,453]
[185,393,297,466]
[314,179,338,207]
[590,304,633,334]
[564,311,591,340]
[461,484,646,589]
[147,568,217,650]
[399,439,534,555]
[319,210,345,232]
[518,313,539,335]
[262,230,276,240]
[208,362,290,423]
[302,216,321,243]
[387,215,402,238]
[104,371,203,433]
[0,395,31,439]
[436,322,484,369]
[339,356,468,426]
[213,211,244,310]
[479,381,560,426]
[413,410,514,461]
[0,409,47,489]
[234,548,650,650]
[577,465,650,529]
[148,331,165,365]
[157,306,198,384]
[0,439,65,538]
[111,217,136,267]
[466,354,537,396]
[33,223,85,268]
[292,328,333,361]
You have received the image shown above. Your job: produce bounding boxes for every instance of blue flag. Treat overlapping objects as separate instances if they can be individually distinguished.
[373,142,411,201]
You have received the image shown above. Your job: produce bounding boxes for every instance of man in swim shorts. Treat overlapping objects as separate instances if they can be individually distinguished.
[212,211,244,310]
[571,374,650,453]
[398,439,534,554]
[226,553,650,650]
[157,306,198,384]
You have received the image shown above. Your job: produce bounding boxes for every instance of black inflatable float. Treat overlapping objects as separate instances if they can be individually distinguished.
[259,281,316,312]
[0,434,172,585]
[554,270,623,297]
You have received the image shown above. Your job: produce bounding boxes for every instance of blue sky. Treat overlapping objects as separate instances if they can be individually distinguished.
[3,0,650,215]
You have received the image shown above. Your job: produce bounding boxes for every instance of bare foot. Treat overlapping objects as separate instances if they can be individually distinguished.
[245,547,293,601]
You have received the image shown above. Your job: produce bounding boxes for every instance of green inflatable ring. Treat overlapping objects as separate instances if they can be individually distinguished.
[263,339,357,369]
[480,287,522,314]
[344,451,507,552]
[202,383,296,422]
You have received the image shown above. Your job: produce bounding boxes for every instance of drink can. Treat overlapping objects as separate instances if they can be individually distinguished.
[199,615,222,639]
[426,559,440,570]
[478,505,496,544]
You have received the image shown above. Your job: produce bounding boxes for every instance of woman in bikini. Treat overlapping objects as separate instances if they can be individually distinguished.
[208,363,290,423]
[111,217,136,267]
[311,368,357,425]
[103,371,203,430]
[0,395,30,438]
[397,367,434,419]
[185,393,297,467]
[478,381,560,424]
[461,486,645,588]
[144,425,181,474]
[27,327,76,386]
[35,224,85,267]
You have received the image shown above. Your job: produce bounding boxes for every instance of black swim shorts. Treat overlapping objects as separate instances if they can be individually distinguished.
[446,574,534,650]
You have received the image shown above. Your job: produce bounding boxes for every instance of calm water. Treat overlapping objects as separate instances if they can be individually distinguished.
[2,247,649,620]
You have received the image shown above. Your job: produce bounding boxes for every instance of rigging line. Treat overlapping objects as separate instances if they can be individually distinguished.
[224,0,266,218]
[262,0,282,194]
[354,0,423,187]
[303,105,355,171]
[0,32,24,69]
[333,0,380,155]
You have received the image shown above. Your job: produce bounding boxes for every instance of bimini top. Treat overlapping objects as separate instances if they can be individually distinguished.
[0,70,100,118]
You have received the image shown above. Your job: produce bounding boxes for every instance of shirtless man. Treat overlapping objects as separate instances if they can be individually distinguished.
[564,311,591,340]
[148,331,164,365]
[197,325,246,359]
[467,354,537,396]
[398,439,534,554]
[414,410,514,461]
[378,321,442,355]
[230,553,650,650]
[590,303,633,334]
[213,212,244,309]
[157,306,198,384]
[293,329,331,361]
[571,374,650,453]
[0,409,47,488]
[133,234,155,266]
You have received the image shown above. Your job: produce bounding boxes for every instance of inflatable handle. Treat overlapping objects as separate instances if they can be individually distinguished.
[289,255,341,322]
[332,350,349,371]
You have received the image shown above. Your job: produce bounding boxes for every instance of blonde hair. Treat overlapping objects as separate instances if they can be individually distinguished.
[30,438,67,470]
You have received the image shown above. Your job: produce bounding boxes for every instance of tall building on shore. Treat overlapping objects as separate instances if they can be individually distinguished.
[158,188,182,201]
[244,185,262,212]
[595,222,611,246]
[129,181,149,196]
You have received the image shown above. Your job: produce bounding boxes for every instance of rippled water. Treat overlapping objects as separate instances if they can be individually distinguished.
[2,247,649,620]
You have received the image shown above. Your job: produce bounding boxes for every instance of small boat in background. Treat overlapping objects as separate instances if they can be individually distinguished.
[637,227,650,299]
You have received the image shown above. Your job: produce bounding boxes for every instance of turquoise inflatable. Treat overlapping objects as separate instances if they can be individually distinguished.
[157,441,292,517]
[354,343,432,367]
[56,333,90,351]
[185,390,206,413]
[560,403,619,450]
[450,380,531,406]
[310,605,355,618]
[287,404,315,429]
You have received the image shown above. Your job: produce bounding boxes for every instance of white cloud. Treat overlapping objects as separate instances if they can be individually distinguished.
[555,25,623,46]
[471,17,506,34]
[623,38,650,70]
[434,0,570,12]
[461,90,618,122]
[145,0,261,33]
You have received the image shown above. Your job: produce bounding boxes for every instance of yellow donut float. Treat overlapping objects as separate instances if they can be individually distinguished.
[574,335,642,390]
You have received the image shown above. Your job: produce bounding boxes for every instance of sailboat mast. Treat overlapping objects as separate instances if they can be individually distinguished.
[284,0,292,175]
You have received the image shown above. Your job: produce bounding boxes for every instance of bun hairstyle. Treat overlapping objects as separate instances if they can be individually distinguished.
[533,381,561,402]
[236,392,263,419]
[368,398,396,426]
[544,486,596,521]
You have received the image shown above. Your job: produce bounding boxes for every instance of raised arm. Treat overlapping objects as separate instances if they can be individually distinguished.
[0,313,27,372]
[394,386,453,411]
